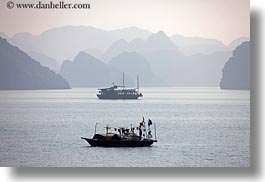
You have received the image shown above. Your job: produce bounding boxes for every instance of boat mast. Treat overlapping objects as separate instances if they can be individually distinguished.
[94,123,98,135]
[154,123,157,140]
[122,72,125,89]
[137,75,139,92]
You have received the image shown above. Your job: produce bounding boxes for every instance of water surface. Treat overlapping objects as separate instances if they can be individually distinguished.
[0,87,250,167]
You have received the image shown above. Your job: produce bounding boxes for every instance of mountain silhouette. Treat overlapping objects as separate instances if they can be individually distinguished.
[8,26,153,62]
[2,26,250,88]
[220,41,250,90]
[102,31,179,62]
[101,30,232,86]
[60,51,111,87]
[128,31,179,54]
[146,31,177,51]
[0,37,70,90]
[6,25,248,64]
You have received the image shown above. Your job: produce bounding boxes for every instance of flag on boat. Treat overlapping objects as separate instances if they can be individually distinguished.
[148,119,153,126]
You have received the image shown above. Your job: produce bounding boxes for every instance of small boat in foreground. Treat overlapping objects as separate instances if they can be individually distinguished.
[81,118,157,147]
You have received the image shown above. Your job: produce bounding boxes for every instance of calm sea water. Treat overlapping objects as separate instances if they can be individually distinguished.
[0,87,250,167]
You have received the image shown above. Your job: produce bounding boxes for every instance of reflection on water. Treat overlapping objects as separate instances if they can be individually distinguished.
[0,87,250,167]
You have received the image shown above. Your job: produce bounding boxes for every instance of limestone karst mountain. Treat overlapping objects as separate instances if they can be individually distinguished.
[60,51,112,87]
[220,41,250,90]
[0,37,70,90]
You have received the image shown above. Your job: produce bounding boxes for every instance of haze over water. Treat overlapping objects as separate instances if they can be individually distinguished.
[0,87,250,167]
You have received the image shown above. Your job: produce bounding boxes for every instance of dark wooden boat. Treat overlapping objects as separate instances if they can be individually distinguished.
[81,136,157,147]
[81,119,157,147]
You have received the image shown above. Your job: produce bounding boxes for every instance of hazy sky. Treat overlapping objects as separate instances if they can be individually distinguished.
[0,0,249,44]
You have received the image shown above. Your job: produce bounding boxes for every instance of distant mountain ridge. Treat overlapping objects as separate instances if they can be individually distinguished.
[8,26,153,62]
[102,31,180,62]
[5,26,248,63]
[1,26,249,88]
[103,31,232,87]
[60,51,164,87]
[0,37,70,90]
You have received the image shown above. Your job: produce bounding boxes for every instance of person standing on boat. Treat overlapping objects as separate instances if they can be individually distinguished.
[139,127,142,139]
[139,117,145,139]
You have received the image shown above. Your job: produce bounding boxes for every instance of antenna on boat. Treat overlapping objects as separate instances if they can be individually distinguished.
[122,72,125,88]
[94,123,98,135]
[137,75,139,91]
[154,123,157,140]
